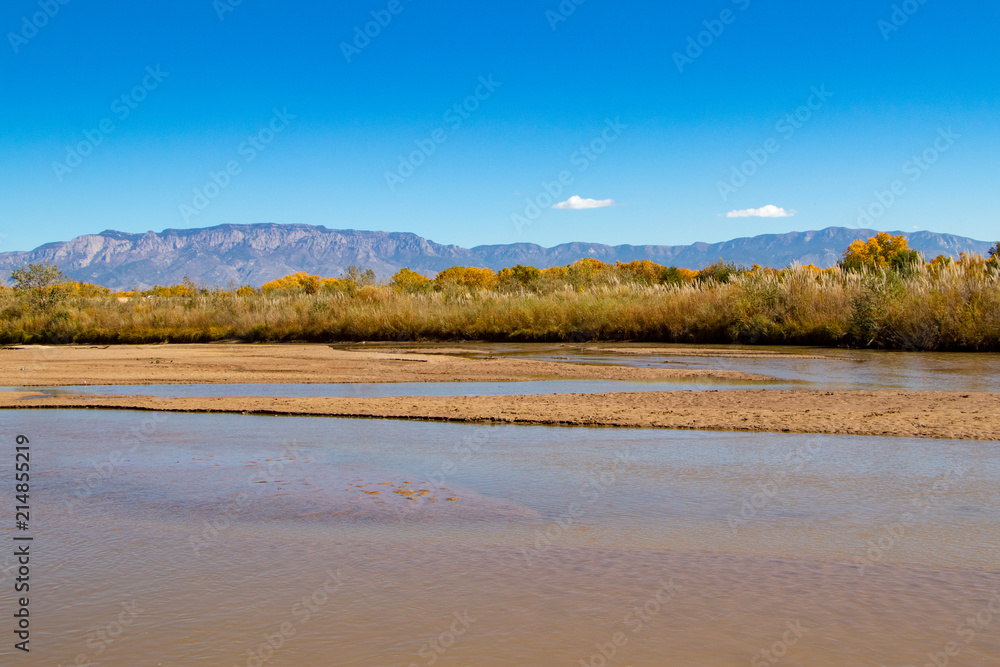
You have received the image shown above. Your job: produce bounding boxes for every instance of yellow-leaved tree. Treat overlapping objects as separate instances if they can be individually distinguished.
[839,233,921,272]
[433,266,498,291]
[390,267,432,293]
[262,272,323,294]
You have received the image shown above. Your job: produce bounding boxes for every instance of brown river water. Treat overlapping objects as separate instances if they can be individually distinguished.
[0,409,998,666]
[18,344,1000,400]
[425,343,1000,393]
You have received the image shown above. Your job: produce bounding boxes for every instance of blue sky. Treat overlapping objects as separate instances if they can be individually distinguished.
[1,0,997,252]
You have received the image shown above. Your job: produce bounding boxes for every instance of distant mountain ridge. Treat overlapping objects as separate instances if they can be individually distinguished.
[0,224,991,290]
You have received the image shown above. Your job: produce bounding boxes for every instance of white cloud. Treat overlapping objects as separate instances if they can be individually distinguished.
[552,195,615,210]
[725,205,796,218]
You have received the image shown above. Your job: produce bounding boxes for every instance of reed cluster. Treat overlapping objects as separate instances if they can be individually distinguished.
[2,256,998,350]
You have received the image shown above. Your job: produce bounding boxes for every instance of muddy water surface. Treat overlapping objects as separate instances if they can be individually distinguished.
[0,410,998,665]
[436,343,1000,392]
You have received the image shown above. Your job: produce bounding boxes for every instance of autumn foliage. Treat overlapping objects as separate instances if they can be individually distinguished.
[262,272,340,294]
[839,233,921,272]
[3,234,998,350]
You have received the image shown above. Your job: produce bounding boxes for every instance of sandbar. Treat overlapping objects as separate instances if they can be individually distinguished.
[0,343,769,385]
[3,389,997,441]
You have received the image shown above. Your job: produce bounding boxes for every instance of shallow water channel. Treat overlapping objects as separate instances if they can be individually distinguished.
[0,410,997,665]
[13,344,1000,399]
[409,343,1000,392]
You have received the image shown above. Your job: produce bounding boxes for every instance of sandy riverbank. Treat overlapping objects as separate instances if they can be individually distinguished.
[0,343,770,385]
[3,389,997,440]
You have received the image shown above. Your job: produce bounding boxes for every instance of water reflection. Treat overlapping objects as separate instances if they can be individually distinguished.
[420,342,1000,392]
[12,344,1000,400]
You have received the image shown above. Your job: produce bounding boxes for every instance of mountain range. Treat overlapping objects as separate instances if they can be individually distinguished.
[0,224,992,290]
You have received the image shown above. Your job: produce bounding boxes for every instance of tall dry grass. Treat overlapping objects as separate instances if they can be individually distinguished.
[1,263,998,350]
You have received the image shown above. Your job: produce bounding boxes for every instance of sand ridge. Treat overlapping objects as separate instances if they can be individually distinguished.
[0,343,771,386]
[3,389,998,441]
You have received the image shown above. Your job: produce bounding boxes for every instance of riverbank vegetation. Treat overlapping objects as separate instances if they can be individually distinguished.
[2,234,998,350]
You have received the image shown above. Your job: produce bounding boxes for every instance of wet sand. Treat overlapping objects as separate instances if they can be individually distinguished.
[2,343,997,440]
[3,389,998,440]
[0,343,767,385]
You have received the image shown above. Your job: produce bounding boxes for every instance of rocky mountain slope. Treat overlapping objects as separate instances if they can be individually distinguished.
[0,224,991,290]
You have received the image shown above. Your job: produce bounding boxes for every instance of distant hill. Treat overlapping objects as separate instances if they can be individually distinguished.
[0,224,992,290]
